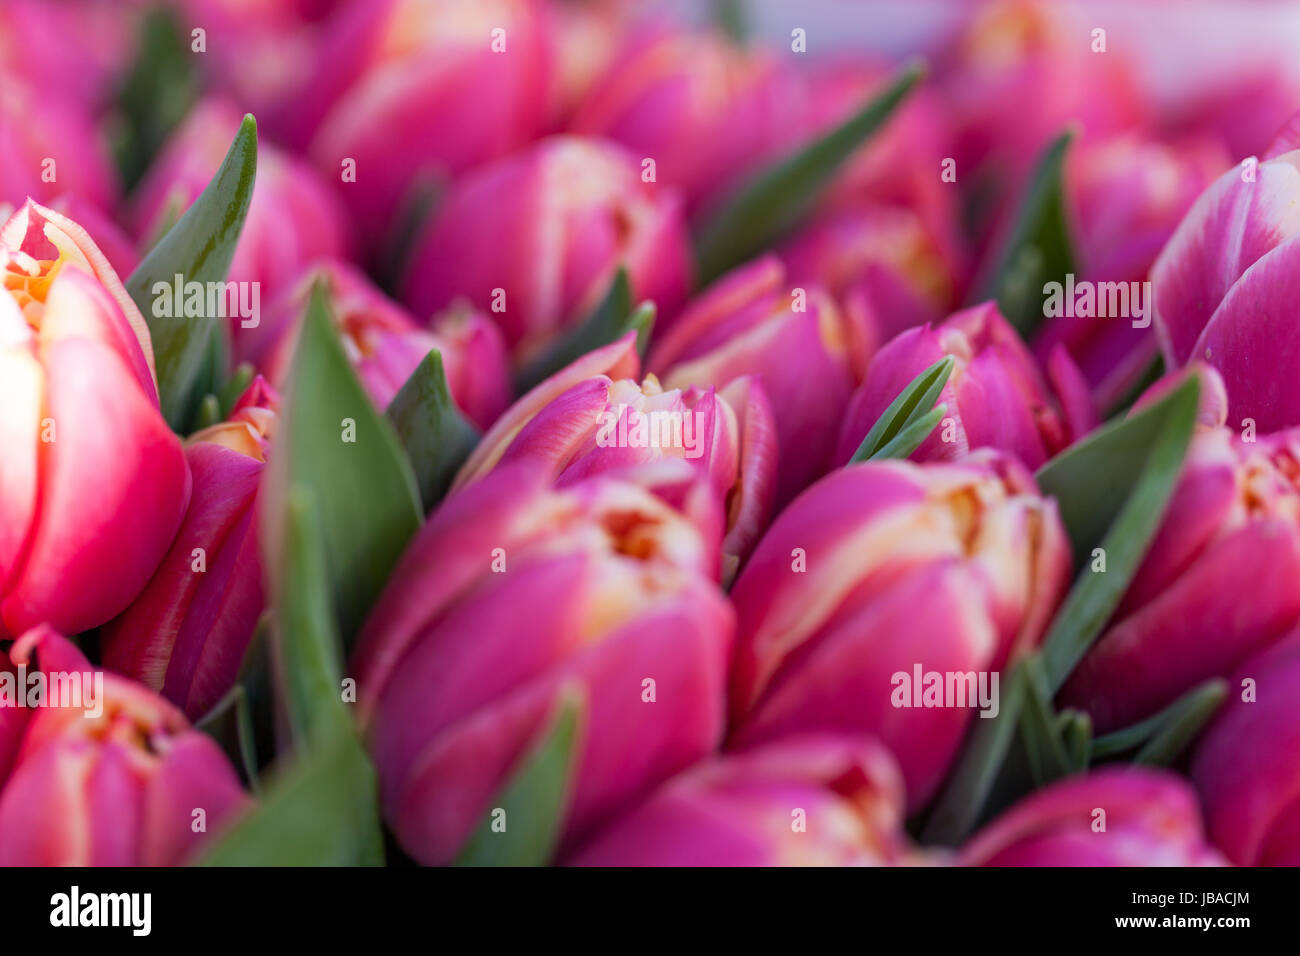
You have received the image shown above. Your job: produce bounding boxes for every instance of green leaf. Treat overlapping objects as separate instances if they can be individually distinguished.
[1057,709,1093,772]
[921,661,1028,846]
[270,485,349,748]
[112,6,198,189]
[977,129,1077,338]
[195,731,383,867]
[1035,374,1200,689]
[694,60,925,285]
[454,690,583,866]
[1091,678,1227,765]
[263,280,423,650]
[217,362,256,418]
[125,114,258,432]
[196,485,384,866]
[513,268,637,393]
[849,356,954,463]
[1017,655,1071,787]
[385,350,481,512]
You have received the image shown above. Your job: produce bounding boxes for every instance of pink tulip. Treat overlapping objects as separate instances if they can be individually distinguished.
[1191,633,1300,866]
[294,0,552,244]
[100,378,279,722]
[1033,133,1228,409]
[351,463,733,865]
[0,74,116,211]
[131,98,350,318]
[0,626,250,866]
[453,332,777,577]
[728,450,1071,812]
[0,0,133,113]
[959,768,1223,866]
[567,23,801,217]
[1150,112,1300,432]
[799,60,967,283]
[780,204,957,359]
[249,260,510,429]
[567,735,914,866]
[1061,422,1300,732]
[0,200,190,638]
[649,254,870,505]
[403,135,693,366]
[836,301,1096,469]
[940,0,1148,239]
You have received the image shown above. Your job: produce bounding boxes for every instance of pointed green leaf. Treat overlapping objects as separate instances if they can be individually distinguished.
[1091,678,1228,765]
[849,356,954,463]
[385,350,481,512]
[263,280,422,649]
[922,661,1028,845]
[217,362,256,418]
[1017,655,1071,787]
[1057,709,1093,772]
[695,60,925,284]
[513,268,633,393]
[125,114,257,431]
[1036,375,1200,689]
[112,7,198,189]
[454,690,583,866]
[270,485,349,748]
[977,129,1077,338]
[194,730,383,867]
[1036,374,1199,569]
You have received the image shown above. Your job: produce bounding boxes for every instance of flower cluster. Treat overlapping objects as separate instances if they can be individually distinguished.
[2,0,1299,870]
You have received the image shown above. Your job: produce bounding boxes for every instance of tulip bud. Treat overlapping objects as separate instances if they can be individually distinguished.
[728,450,1071,811]
[1150,113,1300,432]
[0,75,116,211]
[1061,425,1300,732]
[1191,634,1300,865]
[454,332,776,577]
[251,260,510,429]
[352,463,734,864]
[1,200,190,638]
[0,627,250,865]
[100,378,280,722]
[650,254,869,505]
[567,735,915,866]
[959,768,1224,866]
[295,0,552,245]
[1033,133,1228,409]
[402,135,693,366]
[780,204,957,358]
[568,24,801,217]
[131,98,350,317]
[836,301,1096,469]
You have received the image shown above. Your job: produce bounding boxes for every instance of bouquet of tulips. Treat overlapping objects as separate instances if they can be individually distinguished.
[2,0,1299,872]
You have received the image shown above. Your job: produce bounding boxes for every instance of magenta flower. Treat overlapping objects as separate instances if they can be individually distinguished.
[0,200,190,638]
[100,378,279,722]
[1150,115,1300,431]
[1191,634,1300,865]
[728,450,1071,811]
[650,254,870,505]
[351,463,733,864]
[568,735,915,866]
[403,135,692,366]
[454,333,777,577]
[1061,421,1300,732]
[251,260,510,429]
[0,627,250,866]
[836,301,1096,469]
[959,768,1224,866]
